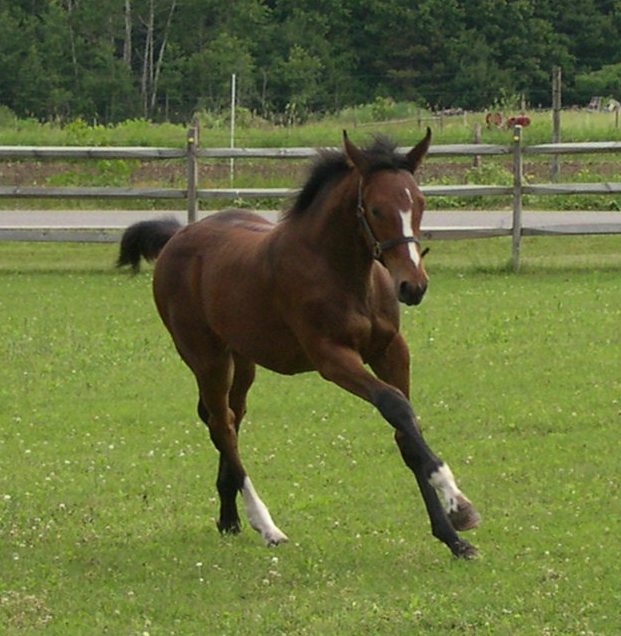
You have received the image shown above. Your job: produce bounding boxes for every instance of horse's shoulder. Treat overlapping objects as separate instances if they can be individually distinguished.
[370,262,395,297]
[368,262,400,322]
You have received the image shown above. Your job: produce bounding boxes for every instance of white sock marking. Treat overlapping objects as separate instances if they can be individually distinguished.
[428,464,463,514]
[241,477,288,546]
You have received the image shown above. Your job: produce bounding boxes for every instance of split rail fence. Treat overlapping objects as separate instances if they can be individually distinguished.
[1,125,620,270]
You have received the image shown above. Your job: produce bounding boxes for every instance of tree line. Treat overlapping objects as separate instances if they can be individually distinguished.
[1,0,621,124]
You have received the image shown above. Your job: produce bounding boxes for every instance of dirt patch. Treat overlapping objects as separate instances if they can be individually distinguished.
[1,157,618,189]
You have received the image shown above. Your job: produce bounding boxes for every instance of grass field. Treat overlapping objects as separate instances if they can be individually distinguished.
[2,105,621,147]
[1,236,620,634]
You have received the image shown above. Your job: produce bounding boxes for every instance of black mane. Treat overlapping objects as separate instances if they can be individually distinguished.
[287,135,409,217]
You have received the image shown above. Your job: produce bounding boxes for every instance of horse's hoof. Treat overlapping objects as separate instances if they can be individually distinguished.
[449,496,481,532]
[217,519,241,535]
[264,528,289,547]
[452,539,478,559]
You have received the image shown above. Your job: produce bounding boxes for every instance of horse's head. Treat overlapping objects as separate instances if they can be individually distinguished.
[344,129,431,306]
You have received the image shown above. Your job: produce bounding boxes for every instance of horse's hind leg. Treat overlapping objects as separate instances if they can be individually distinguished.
[198,353,256,535]
[198,399,240,534]
[196,350,288,546]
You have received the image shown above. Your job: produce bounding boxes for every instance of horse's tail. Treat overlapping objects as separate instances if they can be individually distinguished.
[116,217,182,273]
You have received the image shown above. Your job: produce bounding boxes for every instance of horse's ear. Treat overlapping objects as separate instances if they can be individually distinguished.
[406,127,432,173]
[343,130,369,174]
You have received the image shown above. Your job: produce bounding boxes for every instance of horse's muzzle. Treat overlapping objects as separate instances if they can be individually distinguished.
[399,281,427,306]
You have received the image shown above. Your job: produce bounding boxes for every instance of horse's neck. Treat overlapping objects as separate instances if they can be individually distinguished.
[308,186,373,281]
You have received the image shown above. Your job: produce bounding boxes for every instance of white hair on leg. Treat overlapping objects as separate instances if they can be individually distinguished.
[241,476,288,546]
[429,463,481,531]
[429,463,465,514]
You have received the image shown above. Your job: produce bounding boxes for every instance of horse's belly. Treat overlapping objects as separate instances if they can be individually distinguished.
[255,350,314,375]
[215,316,314,375]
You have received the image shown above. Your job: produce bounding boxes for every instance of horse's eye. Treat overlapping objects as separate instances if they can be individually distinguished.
[370,207,382,218]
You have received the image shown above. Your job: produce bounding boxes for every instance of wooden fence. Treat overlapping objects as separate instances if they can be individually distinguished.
[1,125,620,270]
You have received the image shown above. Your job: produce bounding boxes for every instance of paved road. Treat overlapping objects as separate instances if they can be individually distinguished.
[1,208,620,240]
[2,208,621,227]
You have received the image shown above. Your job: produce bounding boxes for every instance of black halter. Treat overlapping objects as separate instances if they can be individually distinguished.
[356,178,421,261]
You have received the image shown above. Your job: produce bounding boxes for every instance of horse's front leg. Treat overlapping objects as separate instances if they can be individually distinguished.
[371,333,481,535]
[313,339,479,558]
[376,385,479,557]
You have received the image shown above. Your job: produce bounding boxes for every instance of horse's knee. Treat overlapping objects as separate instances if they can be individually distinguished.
[372,388,443,475]
[372,386,414,430]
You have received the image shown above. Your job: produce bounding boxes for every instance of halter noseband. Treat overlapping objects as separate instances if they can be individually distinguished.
[356,179,421,261]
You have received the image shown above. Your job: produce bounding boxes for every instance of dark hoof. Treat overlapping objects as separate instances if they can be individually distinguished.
[452,539,478,559]
[217,519,241,535]
[449,497,481,532]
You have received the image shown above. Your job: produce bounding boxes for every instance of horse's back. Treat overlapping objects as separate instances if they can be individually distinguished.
[205,209,275,233]
[155,207,274,290]
[166,209,272,251]
[155,208,273,271]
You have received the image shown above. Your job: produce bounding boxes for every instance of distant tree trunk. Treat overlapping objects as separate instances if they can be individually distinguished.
[123,0,132,67]
[261,70,268,117]
[64,0,79,78]
[150,0,177,115]
[139,0,178,118]
[140,0,154,117]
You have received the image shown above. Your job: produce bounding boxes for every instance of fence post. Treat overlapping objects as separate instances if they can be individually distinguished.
[511,125,523,272]
[472,122,481,168]
[551,66,562,181]
[186,120,199,224]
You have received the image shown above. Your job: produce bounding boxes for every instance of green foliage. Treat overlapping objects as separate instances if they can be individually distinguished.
[575,62,621,103]
[0,105,17,127]
[279,45,324,116]
[0,238,620,633]
[489,89,526,113]
[465,162,513,186]
[0,117,186,147]
[370,97,397,122]
[1,1,621,122]
[46,159,136,188]
[62,118,95,145]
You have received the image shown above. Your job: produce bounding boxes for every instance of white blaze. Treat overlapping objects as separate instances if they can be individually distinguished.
[401,187,421,267]
[400,211,421,267]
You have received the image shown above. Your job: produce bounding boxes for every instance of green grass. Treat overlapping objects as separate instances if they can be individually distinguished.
[2,106,621,147]
[1,237,620,634]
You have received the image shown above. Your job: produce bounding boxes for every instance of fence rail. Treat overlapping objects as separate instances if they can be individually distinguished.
[0,186,186,199]
[1,125,620,270]
[0,146,186,159]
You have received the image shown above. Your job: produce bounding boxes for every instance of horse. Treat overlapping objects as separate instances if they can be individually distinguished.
[117,129,480,558]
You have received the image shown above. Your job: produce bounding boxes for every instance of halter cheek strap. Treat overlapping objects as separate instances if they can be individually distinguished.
[356,179,421,261]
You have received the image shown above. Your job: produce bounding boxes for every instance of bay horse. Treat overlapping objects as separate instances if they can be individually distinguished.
[117,130,480,558]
